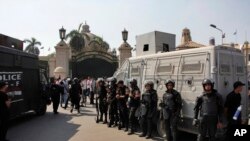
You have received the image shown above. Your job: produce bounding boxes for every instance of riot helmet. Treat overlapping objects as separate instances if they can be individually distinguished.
[202,79,214,89]
[129,78,137,86]
[165,79,175,87]
[110,77,117,84]
[144,80,154,88]
[73,77,79,84]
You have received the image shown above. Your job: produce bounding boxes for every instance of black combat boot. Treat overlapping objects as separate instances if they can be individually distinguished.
[139,133,146,137]
[145,134,152,139]
[103,114,107,124]
[99,114,103,122]
[127,129,134,135]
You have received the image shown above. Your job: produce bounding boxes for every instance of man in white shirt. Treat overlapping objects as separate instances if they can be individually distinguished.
[80,78,87,106]
[87,76,95,104]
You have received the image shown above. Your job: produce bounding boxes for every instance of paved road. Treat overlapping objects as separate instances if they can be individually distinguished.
[7,104,196,141]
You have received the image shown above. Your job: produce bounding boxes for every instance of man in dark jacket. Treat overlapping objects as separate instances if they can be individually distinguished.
[193,79,223,141]
[224,81,245,140]
[0,81,10,141]
[139,80,158,139]
[49,77,63,114]
[69,78,82,113]
[127,79,141,135]
[160,79,182,141]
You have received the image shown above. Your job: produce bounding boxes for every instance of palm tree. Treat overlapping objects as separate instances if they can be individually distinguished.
[66,23,90,50]
[24,37,41,55]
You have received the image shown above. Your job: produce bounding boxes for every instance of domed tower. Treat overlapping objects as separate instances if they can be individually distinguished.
[181,28,192,44]
[82,22,90,33]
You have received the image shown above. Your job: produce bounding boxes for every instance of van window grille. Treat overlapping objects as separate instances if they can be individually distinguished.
[181,63,203,73]
[157,65,172,73]
[236,66,244,74]
[220,64,230,73]
[131,67,139,75]
[117,72,125,80]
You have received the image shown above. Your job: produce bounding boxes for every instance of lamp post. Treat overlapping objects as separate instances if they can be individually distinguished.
[59,26,66,40]
[245,41,249,70]
[210,24,225,45]
[244,41,249,111]
[122,28,128,42]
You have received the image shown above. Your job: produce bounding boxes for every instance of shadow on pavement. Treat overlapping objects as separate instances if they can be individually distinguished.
[7,112,81,141]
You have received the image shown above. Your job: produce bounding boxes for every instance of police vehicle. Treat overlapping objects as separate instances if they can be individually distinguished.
[113,45,249,137]
[0,34,47,118]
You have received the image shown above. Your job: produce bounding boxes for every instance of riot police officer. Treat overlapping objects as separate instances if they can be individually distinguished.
[127,79,141,135]
[97,79,108,123]
[107,77,119,127]
[139,80,158,139]
[193,79,223,141]
[159,79,182,141]
[116,80,129,131]
[69,78,82,113]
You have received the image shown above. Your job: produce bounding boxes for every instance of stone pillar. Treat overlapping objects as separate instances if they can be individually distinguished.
[48,56,56,77]
[55,40,70,79]
[118,29,132,67]
[118,42,132,67]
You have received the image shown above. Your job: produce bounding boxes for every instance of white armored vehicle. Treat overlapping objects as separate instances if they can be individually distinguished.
[114,45,249,136]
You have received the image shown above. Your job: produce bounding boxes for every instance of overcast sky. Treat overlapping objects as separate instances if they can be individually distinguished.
[0,0,250,55]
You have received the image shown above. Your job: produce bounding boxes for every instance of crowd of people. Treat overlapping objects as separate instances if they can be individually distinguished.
[45,76,248,141]
[0,75,248,141]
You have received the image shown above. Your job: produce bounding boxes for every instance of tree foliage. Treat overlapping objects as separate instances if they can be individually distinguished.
[24,37,41,55]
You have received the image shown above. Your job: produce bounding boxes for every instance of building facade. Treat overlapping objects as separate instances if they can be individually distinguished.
[40,23,120,79]
[135,31,176,56]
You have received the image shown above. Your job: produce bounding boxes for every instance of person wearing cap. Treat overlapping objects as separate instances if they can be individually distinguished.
[159,79,182,141]
[193,79,223,141]
[0,81,10,141]
[224,81,245,125]
[224,81,245,140]
[139,80,158,139]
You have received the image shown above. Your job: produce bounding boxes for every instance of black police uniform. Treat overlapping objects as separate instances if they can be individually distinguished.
[0,91,10,141]
[69,82,82,113]
[224,90,242,141]
[98,84,108,123]
[128,86,140,134]
[140,89,158,138]
[117,85,129,130]
[108,84,119,127]
[161,89,182,141]
[194,90,223,141]
[225,91,241,125]
[50,83,63,114]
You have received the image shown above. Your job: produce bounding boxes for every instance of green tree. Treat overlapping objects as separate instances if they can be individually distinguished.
[24,37,41,55]
[66,23,89,50]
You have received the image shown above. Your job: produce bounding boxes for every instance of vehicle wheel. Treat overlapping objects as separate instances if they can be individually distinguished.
[157,119,166,138]
[35,99,47,116]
